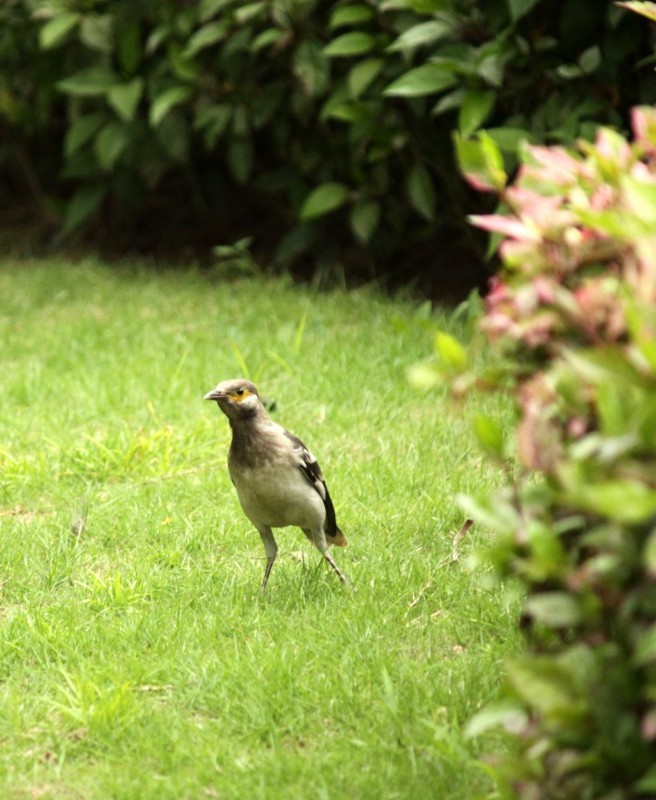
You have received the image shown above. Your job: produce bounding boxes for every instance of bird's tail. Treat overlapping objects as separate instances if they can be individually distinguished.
[327,527,348,547]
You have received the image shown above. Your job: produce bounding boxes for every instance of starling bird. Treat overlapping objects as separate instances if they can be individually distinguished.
[204,379,348,590]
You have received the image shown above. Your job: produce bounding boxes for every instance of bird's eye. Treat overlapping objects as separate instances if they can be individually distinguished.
[236,388,244,396]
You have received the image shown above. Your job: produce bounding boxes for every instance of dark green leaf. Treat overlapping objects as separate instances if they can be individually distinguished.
[635,767,656,794]
[565,478,656,524]
[458,89,495,137]
[407,163,436,221]
[115,17,142,74]
[275,223,319,264]
[596,383,630,437]
[294,41,330,97]
[644,530,656,576]
[457,491,522,533]
[79,14,113,53]
[484,127,532,152]
[348,58,384,98]
[432,88,465,116]
[145,25,169,56]
[251,28,284,52]
[324,102,370,123]
[635,623,656,665]
[329,5,375,28]
[350,199,381,243]
[57,66,119,97]
[194,104,232,148]
[524,593,582,628]
[227,137,254,183]
[579,45,601,74]
[387,21,452,52]
[156,113,190,162]
[506,657,580,714]
[323,32,376,57]
[150,86,192,127]
[477,53,506,88]
[107,79,143,123]
[64,113,106,157]
[200,0,232,22]
[300,183,350,220]
[384,64,458,97]
[62,185,106,236]
[563,348,644,387]
[557,63,585,81]
[235,2,265,24]
[94,122,130,171]
[185,21,229,57]
[39,12,80,49]
[320,86,350,122]
[508,0,542,22]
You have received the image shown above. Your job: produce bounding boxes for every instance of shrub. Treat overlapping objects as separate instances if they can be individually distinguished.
[419,88,656,796]
[2,1,655,285]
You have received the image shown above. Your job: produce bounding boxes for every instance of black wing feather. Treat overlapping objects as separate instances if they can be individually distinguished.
[321,485,338,538]
[284,430,338,536]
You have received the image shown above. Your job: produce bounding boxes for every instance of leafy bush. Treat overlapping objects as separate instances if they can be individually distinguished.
[2,0,656,284]
[421,89,656,796]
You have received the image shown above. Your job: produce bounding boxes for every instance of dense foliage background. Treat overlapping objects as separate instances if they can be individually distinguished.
[2,0,656,294]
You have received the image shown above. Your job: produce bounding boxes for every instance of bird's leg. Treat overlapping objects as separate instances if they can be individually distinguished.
[323,548,348,584]
[257,526,277,591]
[312,529,348,585]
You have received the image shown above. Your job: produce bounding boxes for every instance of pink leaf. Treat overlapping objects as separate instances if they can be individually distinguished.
[631,106,656,142]
[462,171,498,193]
[469,214,540,241]
[595,128,632,168]
[524,145,582,183]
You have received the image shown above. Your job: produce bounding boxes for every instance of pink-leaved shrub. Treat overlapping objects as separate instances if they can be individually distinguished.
[452,105,656,798]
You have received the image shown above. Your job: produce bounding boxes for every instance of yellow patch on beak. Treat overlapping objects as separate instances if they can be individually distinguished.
[229,389,253,402]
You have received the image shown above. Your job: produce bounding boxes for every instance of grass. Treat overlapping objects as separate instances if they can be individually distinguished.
[0,258,519,799]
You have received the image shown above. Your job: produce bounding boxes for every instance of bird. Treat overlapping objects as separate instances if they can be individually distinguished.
[204,378,348,590]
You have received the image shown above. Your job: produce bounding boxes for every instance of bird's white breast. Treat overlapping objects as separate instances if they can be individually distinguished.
[231,462,326,530]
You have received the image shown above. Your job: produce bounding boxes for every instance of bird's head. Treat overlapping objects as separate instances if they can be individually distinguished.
[204,379,262,421]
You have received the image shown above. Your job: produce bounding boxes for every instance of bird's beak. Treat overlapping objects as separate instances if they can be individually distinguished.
[204,389,224,401]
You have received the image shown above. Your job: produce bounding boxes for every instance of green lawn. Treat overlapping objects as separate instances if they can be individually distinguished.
[0,258,519,799]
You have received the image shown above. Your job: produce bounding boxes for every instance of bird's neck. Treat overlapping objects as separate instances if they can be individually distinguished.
[228,412,272,467]
[228,403,269,427]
